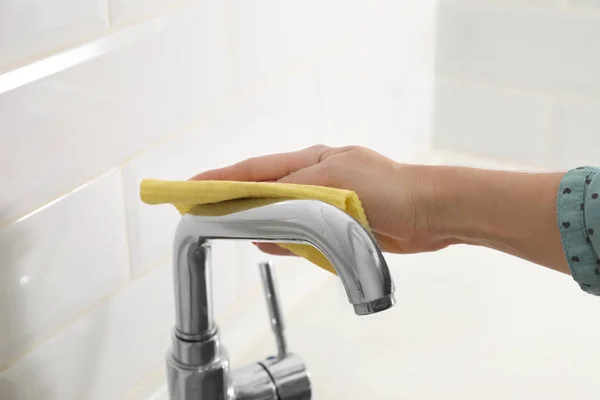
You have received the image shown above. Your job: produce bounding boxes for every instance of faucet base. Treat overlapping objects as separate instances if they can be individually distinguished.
[167,335,312,400]
[166,330,230,400]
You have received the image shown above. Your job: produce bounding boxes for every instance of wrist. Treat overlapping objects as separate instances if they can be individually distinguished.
[426,165,491,243]
[413,165,478,245]
[422,164,566,268]
[398,164,470,246]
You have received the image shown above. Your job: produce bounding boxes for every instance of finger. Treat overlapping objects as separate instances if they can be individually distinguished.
[190,144,329,182]
[253,242,296,256]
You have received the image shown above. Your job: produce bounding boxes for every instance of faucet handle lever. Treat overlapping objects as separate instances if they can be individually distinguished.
[259,261,287,359]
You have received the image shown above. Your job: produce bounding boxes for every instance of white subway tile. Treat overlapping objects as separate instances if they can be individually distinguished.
[110,0,184,26]
[0,170,129,369]
[220,70,323,157]
[553,99,600,169]
[318,12,435,162]
[0,262,174,400]
[0,0,108,70]
[0,0,231,226]
[188,67,322,161]
[229,0,383,93]
[433,79,553,165]
[436,1,600,97]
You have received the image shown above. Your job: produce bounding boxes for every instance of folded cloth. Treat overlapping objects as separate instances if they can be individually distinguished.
[139,179,372,274]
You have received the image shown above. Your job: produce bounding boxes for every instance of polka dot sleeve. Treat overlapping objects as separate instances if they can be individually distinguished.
[557,166,600,295]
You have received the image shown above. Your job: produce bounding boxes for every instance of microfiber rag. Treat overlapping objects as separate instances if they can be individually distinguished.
[139,179,372,274]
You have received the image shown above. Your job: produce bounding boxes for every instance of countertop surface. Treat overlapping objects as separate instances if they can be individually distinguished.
[239,244,600,400]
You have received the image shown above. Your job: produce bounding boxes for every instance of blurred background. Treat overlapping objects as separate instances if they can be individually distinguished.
[1,0,599,399]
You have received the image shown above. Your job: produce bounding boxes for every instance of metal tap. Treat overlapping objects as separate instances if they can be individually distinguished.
[166,199,396,399]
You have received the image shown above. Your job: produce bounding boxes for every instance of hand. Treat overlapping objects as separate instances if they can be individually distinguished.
[191,145,456,256]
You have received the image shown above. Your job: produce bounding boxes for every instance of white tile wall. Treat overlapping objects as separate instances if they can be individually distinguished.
[0,262,174,400]
[318,19,434,161]
[229,0,383,94]
[209,67,323,157]
[436,1,600,97]
[433,79,553,165]
[0,0,231,227]
[0,170,129,369]
[0,0,108,70]
[434,0,600,168]
[0,0,437,398]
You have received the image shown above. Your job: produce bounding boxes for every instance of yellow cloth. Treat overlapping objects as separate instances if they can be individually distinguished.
[139,179,372,274]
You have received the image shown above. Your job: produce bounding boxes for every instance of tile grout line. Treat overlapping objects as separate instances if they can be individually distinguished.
[0,168,122,229]
[437,73,600,106]
[446,0,600,15]
[117,168,136,281]
[106,0,113,27]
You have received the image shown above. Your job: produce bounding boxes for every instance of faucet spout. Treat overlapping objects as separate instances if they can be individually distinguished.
[173,199,395,340]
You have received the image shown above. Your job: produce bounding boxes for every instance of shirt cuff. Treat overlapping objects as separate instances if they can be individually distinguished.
[557,166,600,295]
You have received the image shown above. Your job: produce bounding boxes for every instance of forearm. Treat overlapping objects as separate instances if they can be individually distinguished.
[426,166,569,274]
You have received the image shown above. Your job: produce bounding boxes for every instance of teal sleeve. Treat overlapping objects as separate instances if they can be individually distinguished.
[557,166,600,295]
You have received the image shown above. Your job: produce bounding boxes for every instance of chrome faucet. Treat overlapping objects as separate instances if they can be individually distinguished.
[166,199,396,399]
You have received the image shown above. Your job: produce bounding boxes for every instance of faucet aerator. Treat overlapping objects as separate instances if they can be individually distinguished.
[354,294,396,316]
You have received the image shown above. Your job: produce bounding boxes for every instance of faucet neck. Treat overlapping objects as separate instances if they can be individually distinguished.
[173,238,215,340]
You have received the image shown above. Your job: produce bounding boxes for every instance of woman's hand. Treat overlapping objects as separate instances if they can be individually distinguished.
[191,145,455,256]
[192,144,569,274]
